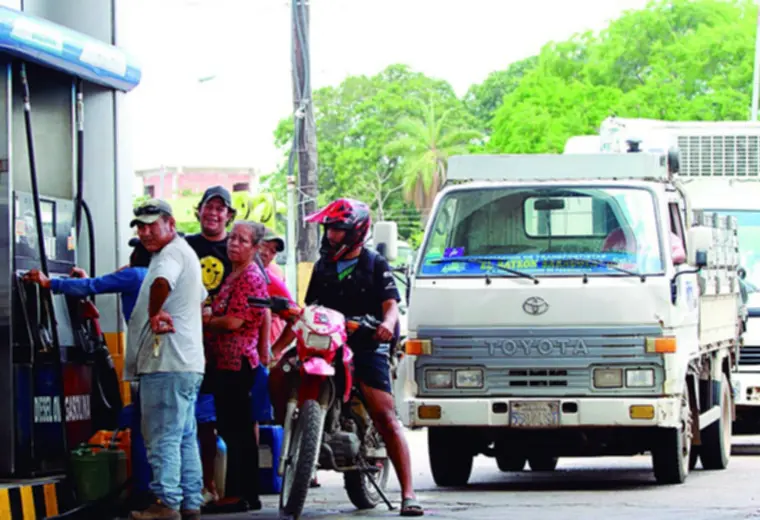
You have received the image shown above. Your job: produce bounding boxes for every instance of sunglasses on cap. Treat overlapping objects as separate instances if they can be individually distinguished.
[134,204,165,216]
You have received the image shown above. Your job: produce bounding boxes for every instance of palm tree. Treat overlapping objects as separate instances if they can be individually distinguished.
[385,100,481,221]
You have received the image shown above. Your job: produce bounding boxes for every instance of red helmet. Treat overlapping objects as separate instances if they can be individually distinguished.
[305,198,371,261]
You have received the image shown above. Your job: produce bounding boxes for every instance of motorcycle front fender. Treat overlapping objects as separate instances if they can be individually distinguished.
[302,357,335,376]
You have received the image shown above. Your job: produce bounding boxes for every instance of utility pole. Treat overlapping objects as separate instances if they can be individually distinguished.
[291,0,319,262]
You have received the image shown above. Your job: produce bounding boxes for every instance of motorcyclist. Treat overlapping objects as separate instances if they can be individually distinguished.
[271,198,424,517]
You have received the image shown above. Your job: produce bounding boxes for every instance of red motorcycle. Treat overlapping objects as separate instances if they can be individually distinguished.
[251,296,393,520]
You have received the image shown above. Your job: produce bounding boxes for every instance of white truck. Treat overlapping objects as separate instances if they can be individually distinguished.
[571,117,760,432]
[395,151,742,485]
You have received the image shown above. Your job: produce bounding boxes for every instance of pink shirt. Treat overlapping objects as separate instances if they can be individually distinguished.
[207,263,268,371]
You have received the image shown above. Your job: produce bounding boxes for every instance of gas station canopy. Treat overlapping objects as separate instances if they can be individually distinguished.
[0,6,141,92]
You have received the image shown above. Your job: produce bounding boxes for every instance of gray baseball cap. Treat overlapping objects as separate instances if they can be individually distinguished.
[130,198,173,227]
[261,227,284,252]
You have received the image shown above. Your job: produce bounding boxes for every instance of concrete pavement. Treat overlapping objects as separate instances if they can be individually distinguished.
[206,429,760,519]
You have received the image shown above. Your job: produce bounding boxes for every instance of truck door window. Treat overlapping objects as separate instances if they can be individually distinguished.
[668,202,687,265]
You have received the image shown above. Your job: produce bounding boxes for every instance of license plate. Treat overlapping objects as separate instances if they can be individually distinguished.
[509,401,560,428]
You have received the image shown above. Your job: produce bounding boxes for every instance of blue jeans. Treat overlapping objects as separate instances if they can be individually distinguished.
[140,372,204,511]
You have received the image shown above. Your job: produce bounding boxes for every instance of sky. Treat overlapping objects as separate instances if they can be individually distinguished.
[122,0,650,176]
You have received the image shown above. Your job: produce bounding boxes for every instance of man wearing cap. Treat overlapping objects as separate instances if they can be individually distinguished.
[126,199,206,520]
[186,185,237,303]
[183,186,238,508]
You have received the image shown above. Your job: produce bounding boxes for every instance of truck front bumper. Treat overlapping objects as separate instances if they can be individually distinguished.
[403,396,681,429]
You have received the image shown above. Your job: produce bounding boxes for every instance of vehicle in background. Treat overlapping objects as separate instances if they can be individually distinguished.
[572,117,760,432]
[398,151,742,485]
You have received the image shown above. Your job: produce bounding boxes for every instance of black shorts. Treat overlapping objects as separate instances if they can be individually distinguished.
[352,342,392,394]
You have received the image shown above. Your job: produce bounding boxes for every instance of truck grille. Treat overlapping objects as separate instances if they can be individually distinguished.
[414,325,665,397]
[739,345,760,365]
[678,135,760,177]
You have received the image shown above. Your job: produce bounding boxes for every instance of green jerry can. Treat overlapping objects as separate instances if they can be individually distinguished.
[70,442,128,503]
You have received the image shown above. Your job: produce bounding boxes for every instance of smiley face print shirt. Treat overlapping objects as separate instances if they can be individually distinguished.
[185,233,233,304]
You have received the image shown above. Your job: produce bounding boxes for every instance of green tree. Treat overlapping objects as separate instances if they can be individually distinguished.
[386,99,483,219]
[487,0,758,153]
[268,64,477,239]
[463,56,538,132]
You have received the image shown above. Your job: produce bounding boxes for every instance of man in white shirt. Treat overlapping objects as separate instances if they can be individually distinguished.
[125,199,207,520]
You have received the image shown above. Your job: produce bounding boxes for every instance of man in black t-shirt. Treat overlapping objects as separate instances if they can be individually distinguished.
[185,185,236,304]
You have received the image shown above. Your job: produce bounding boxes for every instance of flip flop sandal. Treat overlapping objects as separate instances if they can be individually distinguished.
[400,497,425,517]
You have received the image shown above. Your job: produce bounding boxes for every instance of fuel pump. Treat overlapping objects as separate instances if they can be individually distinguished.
[0,6,142,484]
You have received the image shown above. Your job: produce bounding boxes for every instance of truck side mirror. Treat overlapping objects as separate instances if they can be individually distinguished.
[694,249,708,269]
[374,221,398,262]
[686,227,711,268]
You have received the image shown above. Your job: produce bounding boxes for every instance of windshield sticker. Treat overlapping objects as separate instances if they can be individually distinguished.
[443,247,465,258]
[421,252,640,275]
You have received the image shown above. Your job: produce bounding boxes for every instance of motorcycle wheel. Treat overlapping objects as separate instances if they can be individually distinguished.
[344,424,391,510]
[279,399,324,519]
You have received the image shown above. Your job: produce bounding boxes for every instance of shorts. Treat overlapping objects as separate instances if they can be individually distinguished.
[251,364,274,423]
[352,343,392,394]
[195,392,216,424]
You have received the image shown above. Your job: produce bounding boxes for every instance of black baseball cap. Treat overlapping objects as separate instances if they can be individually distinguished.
[198,185,233,209]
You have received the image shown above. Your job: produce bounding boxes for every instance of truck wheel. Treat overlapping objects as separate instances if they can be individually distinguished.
[428,428,473,487]
[699,372,732,470]
[496,453,526,472]
[528,456,558,471]
[652,388,692,485]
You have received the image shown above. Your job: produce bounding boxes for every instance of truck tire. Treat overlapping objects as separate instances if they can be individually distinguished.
[699,372,732,470]
[428,428,473,487]
[528,456,559,471]
[652,388,692,485]
[496,453,526,472]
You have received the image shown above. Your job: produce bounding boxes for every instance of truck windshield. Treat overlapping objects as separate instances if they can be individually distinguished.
[711,210,760,296]
[418,186,664,278]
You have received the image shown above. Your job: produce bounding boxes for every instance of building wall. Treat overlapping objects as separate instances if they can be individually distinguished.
[139,166,258,198]
[142,171,253,198]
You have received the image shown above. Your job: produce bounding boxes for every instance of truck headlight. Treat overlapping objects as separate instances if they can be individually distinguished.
[455,369,484,388]
[593,368,623,388]
[626,368,655,388]
[425,370,453,389]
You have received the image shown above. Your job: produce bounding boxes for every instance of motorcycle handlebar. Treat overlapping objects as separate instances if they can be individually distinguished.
[345,314,381,334]
[247,295,299,318]
[248,296,381,335]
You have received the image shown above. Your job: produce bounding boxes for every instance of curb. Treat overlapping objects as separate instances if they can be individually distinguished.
[0,478,69,520]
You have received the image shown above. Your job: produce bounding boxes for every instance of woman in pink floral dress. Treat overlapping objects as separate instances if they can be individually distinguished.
[202,220,270,511]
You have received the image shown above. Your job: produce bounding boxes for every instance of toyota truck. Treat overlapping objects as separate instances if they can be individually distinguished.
[397,151,743,486]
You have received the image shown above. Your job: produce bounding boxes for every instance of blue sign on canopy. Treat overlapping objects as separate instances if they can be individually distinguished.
[0,6,141,92]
